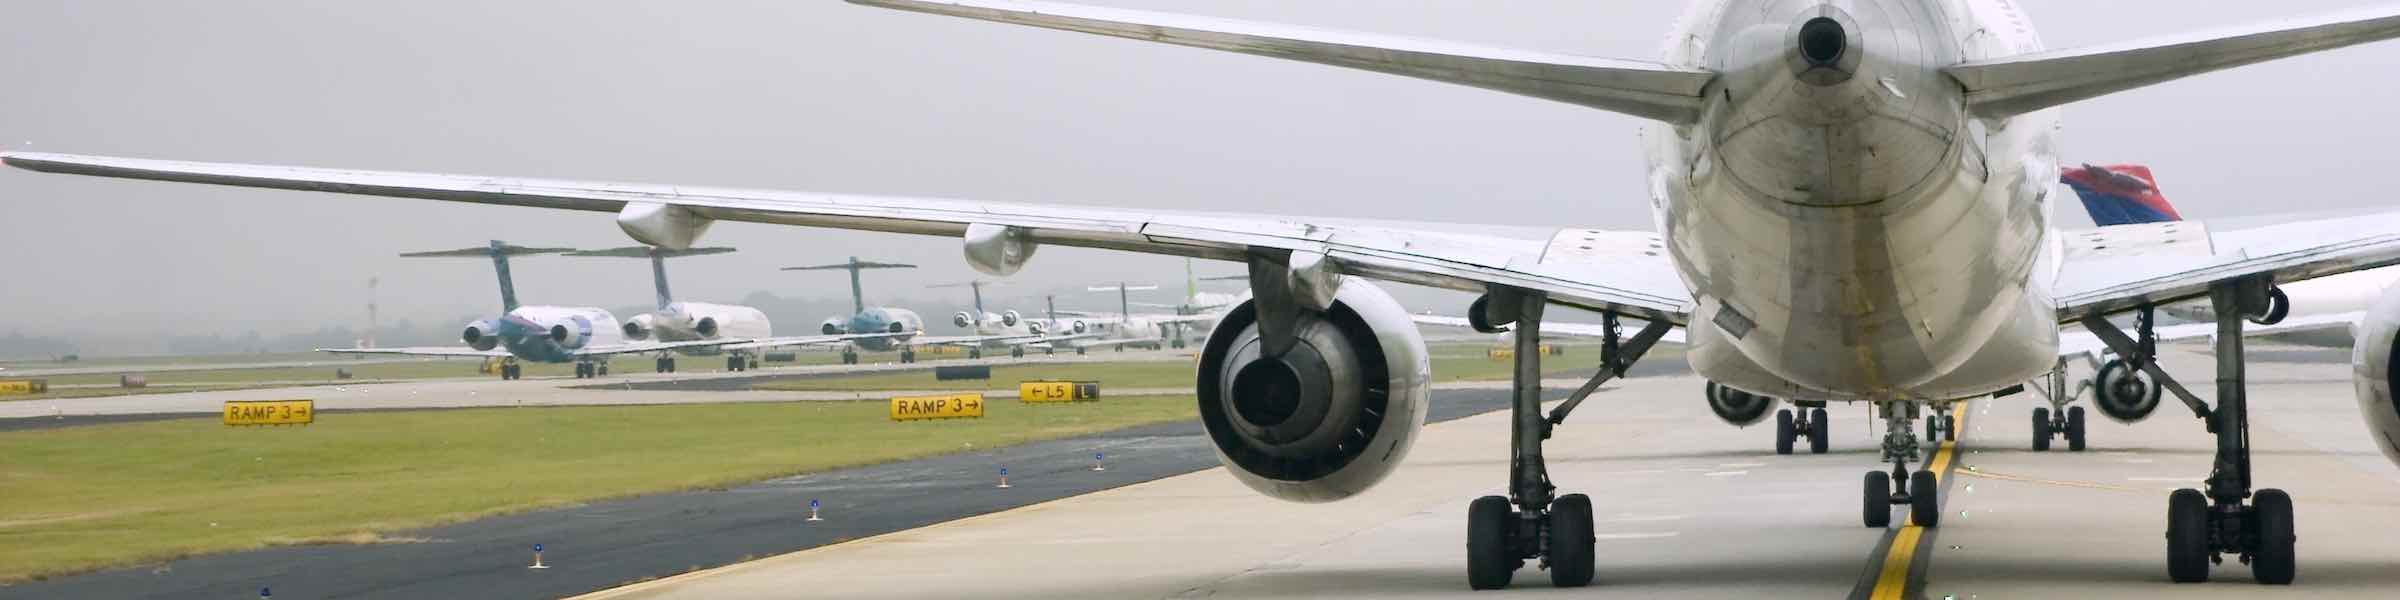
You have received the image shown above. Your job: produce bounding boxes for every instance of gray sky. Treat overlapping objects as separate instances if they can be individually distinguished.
[5,0,2399,340]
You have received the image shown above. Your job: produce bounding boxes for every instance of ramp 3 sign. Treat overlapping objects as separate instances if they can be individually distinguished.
[224,400,314,426]
[889,393,985,421]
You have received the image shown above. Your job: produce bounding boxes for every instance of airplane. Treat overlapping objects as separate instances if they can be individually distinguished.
[17,0,2400,588]
[1044,283,1221,353]
[321,241,759,380]
[927,279,1098,358]
[782,256,929,364]
[563,245,904,372]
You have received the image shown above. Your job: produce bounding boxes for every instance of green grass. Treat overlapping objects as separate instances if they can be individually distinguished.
[0,349,915,401]
[0,396,1198,583]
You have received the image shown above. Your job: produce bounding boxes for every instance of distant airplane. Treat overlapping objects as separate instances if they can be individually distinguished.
[564,245,901,372]
[21,0,2400,586]
[783,256,928,364]
[927,279,1101,358]
[320,241,758,380]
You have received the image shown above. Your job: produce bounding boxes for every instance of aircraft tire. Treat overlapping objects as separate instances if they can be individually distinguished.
[1864,471,1891,528]
[1910,470,1940,527]
[1548,494,1595,587]
[1465,495,1517,590]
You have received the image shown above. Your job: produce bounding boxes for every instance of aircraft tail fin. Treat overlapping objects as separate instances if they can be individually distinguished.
[847,0,1716,123]
[565,246,737,308]
[1946,6,2400,118]
[401,240,574,312]
[785,257,917,315]
[2062,164,2181,226]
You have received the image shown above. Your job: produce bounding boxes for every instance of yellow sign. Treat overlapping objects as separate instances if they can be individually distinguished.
[0,379,46,395]
[1486,345,1558,360]
[1019,380,1101,403]
[890,393,985,421]
[224,400,315,426]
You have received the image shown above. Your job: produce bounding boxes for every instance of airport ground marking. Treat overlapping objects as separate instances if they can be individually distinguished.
[1865,408,1968,600]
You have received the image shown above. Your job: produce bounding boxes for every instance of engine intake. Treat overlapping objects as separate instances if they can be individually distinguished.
[1706,381,1775,426]
[461,320,499,351]
[2093,357,2162,422]
[2351,282,2400,467]
[1196,278,1428,503]
[954,311,976,329]
[695,317,719,338]
[1002,310,1021,327]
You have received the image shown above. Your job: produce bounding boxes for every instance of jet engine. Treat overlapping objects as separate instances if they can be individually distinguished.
[549,323,586,349]
[1028,321,1047,334]
[1070,319,1089,334]
[1001,310,1021,327]
[461,320,499,351]
[1705,381,1775,426]
[954,311,977,328]
[2252,287,2290,325]
[2093,357,2163,422]
[2349,283,2400,467]
[694,316,718,338]
[1195,278,1429,503]
[821,317,848,335]
[622,314,656,341]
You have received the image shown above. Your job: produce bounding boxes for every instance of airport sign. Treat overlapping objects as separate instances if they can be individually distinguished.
[1019,380,1100,403]
[223,400,315,426]
[0,379,47,395]
[889,393,984,421]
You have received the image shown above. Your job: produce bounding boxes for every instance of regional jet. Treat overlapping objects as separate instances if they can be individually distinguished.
[564,245,907,372]
[18,0,2400,588]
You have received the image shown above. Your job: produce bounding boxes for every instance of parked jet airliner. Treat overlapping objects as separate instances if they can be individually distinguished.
[17,0,2400,588]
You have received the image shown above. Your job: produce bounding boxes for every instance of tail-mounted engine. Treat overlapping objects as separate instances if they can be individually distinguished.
[821,317,848,335]
[2093,357,2163,422]
[1196,278,1430,503]
[462,320,500,351]
[1705,381,1775,426]
[622,314,656,341]
[1002,310,1021,327]
[694,316,718,338]
[2350,282,2400,467]
[549,321,589,349]
[954,311,977,328]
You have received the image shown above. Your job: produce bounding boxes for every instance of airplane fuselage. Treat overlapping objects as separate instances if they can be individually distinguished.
[1654,0,2060,401]
[487,305,626,363]
[828,307,924,352]
[633,301,773,355]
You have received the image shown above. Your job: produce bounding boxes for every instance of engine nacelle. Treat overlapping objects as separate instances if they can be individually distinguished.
[2093,357,2163,422]
[954,311,976,329]
[461,320,499,351]
[622,314,657,341]
[694,316,719,338]
[549,323,586,349]
[1705,381,1775,426]
[1196,278,1429,503]
[1028,321,1047,334]
[2350,283,2400,467]
[1070,319,1088,334]
[2252,287,2291,326]
[821,317,848,335]
[616,201,715,250]
[1001,310,1021,327]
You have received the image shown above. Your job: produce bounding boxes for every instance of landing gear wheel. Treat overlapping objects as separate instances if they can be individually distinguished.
[1548,494,1595,588]
[1010,347,1024,358]
[2166,488,2211,583]
[727,355,744,371]
[841,351,858,365]
[596,364,609,377]
[970,348,982,359]
[1809,408,1830,454]
[2252,489,2296,585]
[1076,347,1087,355]
[2032,406,2053,451]
[1864,471,1892,528]
[1465,495,1518,590]
[1775,409,1796,455]
[1926,419,1940,449]
[2066,406,2087,452]
[901,350,917,364]
[1943,415,1957,442]
[1909,470,1940,527]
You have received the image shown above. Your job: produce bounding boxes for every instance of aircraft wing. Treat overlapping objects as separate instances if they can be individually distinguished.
[0,152,1697,323]
[1411,315,1686,345]
[2055,211,2400,319]
[318,346,512,358]
[2056,312,2359,361]
[720,332,902,351]
[572,338,761,357]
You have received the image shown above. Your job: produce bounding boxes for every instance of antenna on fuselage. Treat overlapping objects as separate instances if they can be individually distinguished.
[399,240,574,313]
[565,246,738,309]
[783,257,916,315]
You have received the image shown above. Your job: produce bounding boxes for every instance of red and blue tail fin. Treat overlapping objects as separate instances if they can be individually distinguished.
[2062,164,2181,226]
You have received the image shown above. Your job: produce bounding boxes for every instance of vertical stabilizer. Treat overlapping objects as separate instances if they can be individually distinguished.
[561,246,738,309]
[400,240,576,313]
[783,257,918,315]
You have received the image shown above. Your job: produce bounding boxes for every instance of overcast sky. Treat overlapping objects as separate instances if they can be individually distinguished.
[5,0,2399,340]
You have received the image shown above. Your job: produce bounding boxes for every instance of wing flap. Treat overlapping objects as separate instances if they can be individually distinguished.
[847,0,1715,123]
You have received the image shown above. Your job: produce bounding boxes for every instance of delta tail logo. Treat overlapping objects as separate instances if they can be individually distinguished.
[2062,164,2181,226]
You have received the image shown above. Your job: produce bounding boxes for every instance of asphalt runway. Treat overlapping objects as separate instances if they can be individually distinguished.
[0,389,1529,600]
[572,343,2400,599]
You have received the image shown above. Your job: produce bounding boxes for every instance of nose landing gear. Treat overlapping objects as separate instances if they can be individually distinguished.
[1863,402,1940,529]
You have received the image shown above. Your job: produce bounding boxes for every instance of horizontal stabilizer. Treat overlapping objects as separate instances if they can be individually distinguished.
[783,261,915,271]
[1946,6,2400,118]
[399,242,573,258]
[847,0,1716,123]
[564,246,737,258]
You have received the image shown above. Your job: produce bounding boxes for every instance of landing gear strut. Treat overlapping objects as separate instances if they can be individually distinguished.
[2032,359,2087,451]
[1775,403,1829,455]
[2080,279,2295,584]
[1463,290,1672,590]
[840,349,860,365]
[1863,402,1939,528]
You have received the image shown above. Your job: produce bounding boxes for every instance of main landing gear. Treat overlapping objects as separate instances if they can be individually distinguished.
[2031,359,2089,451]
[2079,279,2295,584]
[899,348,919,364]
[655,356,678,373]
[573,359,610,379]
[840,349,860,365]
[725,353,752,372]
[498,357,522,380]
[1464,291,1673,590]
[1010,346,1025,358]
[1775,402,1829,455]
[1863,401,1940,528]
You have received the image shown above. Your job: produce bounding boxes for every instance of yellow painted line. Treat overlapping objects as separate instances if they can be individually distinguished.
[1868,410,1966,599]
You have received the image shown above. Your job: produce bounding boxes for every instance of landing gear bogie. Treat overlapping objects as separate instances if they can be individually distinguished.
[1773,407,1829,455]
